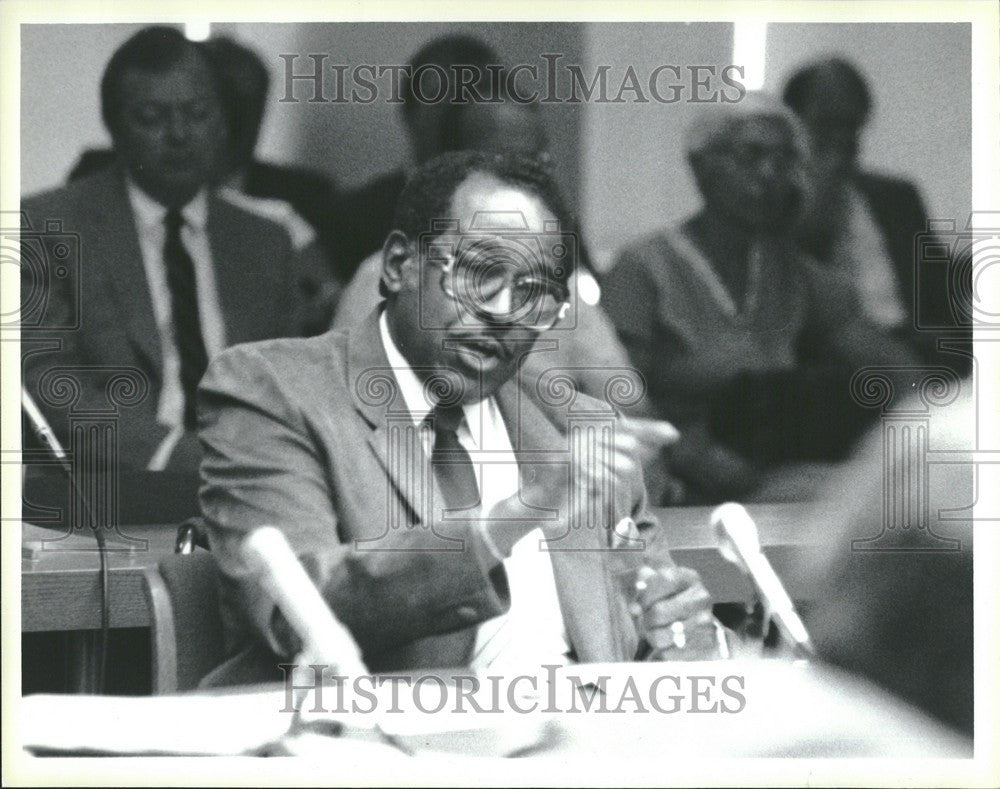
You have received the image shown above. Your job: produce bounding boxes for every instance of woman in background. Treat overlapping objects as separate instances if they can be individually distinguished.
[602,94,917,503]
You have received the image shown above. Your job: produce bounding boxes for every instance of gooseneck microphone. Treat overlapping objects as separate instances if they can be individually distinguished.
[22,386,110,693]
[241,527,414,754]
[712,502,815,659]
[241,526,367,677]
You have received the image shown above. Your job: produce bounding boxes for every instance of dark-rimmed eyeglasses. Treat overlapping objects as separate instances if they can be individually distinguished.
[424,239,571,332]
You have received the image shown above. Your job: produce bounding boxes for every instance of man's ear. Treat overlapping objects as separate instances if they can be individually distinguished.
[381,230,413,295]
[687,151,713,199]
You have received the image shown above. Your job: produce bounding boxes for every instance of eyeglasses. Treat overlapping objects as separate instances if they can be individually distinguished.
[425,238,572,332]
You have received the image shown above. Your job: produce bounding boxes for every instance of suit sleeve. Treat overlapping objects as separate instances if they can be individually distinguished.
[197,345,510,661]
[800,257,920,368]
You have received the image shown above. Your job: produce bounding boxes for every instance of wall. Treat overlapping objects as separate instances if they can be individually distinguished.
[579,22,733,269]
[20,23,148,196]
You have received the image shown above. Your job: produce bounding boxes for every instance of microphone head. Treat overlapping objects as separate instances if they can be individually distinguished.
[242,525,291,572]
[711,502,762,568]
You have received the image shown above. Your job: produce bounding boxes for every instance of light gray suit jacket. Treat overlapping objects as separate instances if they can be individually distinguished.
[198,310,668,684]
[21,166,302,469]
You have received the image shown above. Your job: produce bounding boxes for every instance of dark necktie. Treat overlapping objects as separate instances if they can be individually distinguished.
[429,404,481,512]
[163,208,208,430]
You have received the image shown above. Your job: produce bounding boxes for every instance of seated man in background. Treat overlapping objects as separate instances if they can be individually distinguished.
[783,58,971,376]
[22,26,311,471]
[329,34,503,280]
[201,36,342,334]
[68,36,339,262]
[202,35,339,265]
[67,34,341,335]
[602,94,918,503]
[198,151,723,684]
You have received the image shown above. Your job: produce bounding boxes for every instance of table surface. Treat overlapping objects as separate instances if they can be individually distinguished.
[22,503,818,633]
[20,661,971,760]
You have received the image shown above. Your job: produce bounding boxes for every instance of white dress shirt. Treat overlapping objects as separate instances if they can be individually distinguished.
[834,184,907,329]
[125,180,227,470]
[378,312,571,671]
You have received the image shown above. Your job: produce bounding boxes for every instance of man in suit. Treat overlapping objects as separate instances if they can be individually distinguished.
[782,58,971,375]
[67,35,340,269]
[22,27,306,471]
[199,151,723,684]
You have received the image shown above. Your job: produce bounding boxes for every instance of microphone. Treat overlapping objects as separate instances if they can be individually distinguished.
[241,526,367,677]
[712,502,815,658]
[241,528,418,755]
[22,386,110,692]
[22,386,69,466]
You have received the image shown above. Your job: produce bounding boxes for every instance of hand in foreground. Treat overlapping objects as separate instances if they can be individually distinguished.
[633,565,722,661]
[485,421,645,555]
[616,415,687,505]
[615,415,680,467]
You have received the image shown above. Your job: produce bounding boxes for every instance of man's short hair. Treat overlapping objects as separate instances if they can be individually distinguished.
[685,91,808,159]
[782,57,872,124]
[400,34,502,122]
[100,26,218,135]
[382,151,577,298]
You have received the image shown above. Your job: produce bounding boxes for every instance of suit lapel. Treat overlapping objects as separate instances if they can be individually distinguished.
[348,310,441,528]
[92,168,162,373]
[496,376,634,663]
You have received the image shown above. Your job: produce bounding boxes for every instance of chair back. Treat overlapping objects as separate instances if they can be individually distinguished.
[143,551,225,694]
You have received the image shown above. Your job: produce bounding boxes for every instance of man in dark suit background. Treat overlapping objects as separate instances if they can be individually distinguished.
[198,151,724,684]
[783,57,971,376]
[67,35,340,272]
[22,26,308,471]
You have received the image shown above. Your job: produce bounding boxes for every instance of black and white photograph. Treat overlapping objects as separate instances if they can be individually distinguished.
[2,1,997,785]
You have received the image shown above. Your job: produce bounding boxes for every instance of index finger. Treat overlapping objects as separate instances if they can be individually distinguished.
[620,416,681,446]
[634,565,701,607]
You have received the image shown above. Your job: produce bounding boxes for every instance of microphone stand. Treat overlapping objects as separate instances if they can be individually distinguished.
[714,502,814,660]
[22,387,109,694]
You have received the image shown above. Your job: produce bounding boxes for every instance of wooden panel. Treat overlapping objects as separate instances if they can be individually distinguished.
[21,504,816,634]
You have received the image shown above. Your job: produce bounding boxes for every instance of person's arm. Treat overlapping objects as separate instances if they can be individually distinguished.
[197,345,510,660]
[801,257,920,368]
[602,245,759,501]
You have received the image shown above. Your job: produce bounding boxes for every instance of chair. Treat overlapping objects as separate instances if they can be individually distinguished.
[143,551,226,694]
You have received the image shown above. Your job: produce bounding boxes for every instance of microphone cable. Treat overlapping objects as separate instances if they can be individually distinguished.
[22,387,109,694]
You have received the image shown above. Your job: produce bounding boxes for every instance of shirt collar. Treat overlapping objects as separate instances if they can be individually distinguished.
[379,310,435,425]
[378,310,492,441]
[125,177,209,231]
